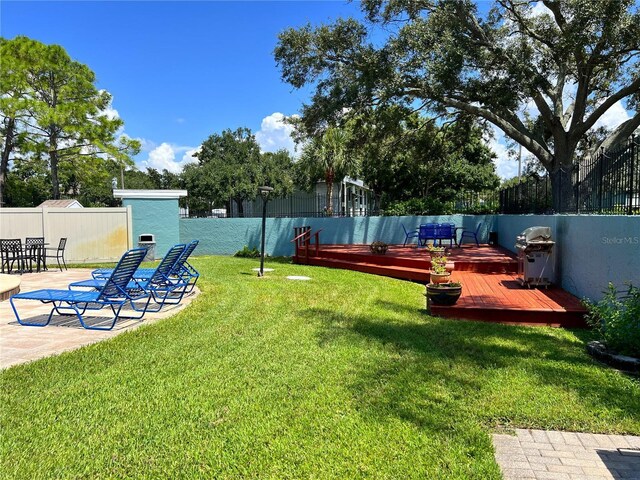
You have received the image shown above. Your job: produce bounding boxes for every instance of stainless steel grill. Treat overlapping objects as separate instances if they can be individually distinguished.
[515,226,555,288]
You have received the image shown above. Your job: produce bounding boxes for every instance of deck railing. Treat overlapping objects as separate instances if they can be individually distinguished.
[291,226,322,262]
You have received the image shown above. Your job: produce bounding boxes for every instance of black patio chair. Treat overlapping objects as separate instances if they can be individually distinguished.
[0,239,28,274]
[46,238,68,271]
[25,237,46,272]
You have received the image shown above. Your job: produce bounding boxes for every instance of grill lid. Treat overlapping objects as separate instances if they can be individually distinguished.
[515,226,554,250]
[516,226,552,243]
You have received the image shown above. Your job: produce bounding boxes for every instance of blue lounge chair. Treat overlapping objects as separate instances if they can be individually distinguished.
[10,248,148,331]
[70,244,187,315]
[171,240,200,293]
[460,223,482,246]
[92,240,199,293]
[402,225,420,246]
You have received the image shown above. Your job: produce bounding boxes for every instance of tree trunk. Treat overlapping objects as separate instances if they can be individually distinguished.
[0,117,15,205]
[49,149,60,199]
[235,197,244,217]
[549,162,576,213]
[48,129,61,199]
[325,169,335,216]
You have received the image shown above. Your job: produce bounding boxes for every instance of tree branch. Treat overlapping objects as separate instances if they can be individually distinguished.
[441,95,553,165]
[594,113,640,152]
[574,77,640,140]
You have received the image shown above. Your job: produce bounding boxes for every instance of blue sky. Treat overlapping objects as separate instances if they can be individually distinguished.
[1,1,634,179]
[1,0,364,173]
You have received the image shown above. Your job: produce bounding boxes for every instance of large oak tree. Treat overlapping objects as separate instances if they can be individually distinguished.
[185,127,294,217]
[275,0,640,211]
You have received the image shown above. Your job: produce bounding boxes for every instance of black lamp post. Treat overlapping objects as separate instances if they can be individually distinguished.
[258,186,274,277]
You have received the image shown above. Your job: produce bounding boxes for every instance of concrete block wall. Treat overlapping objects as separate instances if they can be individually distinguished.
[496,215,640,301]
[122,198,180,259]
[179,215,495,257]
[124,203,638,302]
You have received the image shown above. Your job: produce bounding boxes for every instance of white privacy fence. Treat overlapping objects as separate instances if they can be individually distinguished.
[0,207,133,263]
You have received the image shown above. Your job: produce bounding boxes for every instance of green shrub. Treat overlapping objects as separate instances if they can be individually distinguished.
[234,245,261,258]
[584,283,640,357]
[383,197,453,216]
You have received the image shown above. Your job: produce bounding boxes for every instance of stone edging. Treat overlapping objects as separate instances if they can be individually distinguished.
[587,340,640,374]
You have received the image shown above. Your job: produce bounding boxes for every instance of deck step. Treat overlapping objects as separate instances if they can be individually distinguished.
[303,257,429,283]
[297,246,517,274]
[430,271,587,328]
[428,304,587,328]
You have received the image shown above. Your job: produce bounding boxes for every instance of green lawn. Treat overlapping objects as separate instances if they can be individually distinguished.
[2,256,639,478]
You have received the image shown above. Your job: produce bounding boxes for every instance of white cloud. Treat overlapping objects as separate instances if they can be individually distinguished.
[255,112,297,155]
[529,2,553,18]
[101,106,120,121]
[139,142,199,174]
[592,100,631,131]
[485,126,529,180]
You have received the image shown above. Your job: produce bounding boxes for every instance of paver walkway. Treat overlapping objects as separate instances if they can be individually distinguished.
[0,268,199,369]
[494,429,640,479]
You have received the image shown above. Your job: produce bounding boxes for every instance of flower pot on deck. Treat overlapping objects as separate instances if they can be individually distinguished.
[429,272,451,284]
[370,242,388,255]
[425,283,462,306]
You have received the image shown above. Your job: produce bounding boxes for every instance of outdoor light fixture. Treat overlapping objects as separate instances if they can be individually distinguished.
[258,186,274,277]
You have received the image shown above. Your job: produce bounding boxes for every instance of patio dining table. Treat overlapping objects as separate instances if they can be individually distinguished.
[0,239,49,274]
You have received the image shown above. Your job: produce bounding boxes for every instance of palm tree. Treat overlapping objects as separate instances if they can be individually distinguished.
[302,127,357,215]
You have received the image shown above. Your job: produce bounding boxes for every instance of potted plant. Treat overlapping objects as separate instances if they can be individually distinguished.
[428,245,454,273]
[370,241,388,255]
[429,253,451,283]
[425,281,463,306]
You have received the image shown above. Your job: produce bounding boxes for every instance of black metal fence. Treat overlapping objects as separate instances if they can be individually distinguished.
[499,176,553,214]
[182,192,377,219]
[500,135,639,214]
[181,136,638,218]
[452,190,500,214]
[574,135,639,214]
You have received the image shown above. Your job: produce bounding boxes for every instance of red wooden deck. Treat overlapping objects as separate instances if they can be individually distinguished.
[294,244,587,328]
[431,271,587,328]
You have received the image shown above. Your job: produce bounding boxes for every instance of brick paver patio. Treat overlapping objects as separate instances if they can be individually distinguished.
[494,429,640,479]
[0,268,199,369]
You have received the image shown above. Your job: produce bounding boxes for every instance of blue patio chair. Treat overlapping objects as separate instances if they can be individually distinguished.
[71,244,188,315]
[92,241,199,289]
[402,224,420,246]
[9,248,148,331]
[418,224,438,247]
[460,222,482,246]
[436,223,456,248]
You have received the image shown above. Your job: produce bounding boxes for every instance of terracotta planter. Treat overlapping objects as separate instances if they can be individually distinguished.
[430,272,451,284]
[425,283,462,306]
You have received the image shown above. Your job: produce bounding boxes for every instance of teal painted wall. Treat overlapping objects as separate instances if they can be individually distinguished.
[496,215,640,301]
[123,198,180,259]
[179,213,639,301]
[179,215,494,257]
